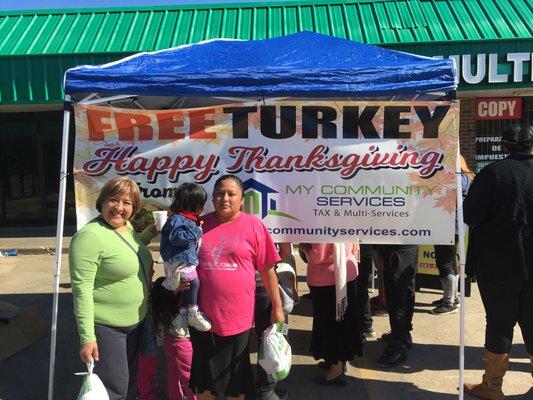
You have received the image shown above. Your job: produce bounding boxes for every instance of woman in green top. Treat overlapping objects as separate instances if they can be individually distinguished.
[69,177,157,400]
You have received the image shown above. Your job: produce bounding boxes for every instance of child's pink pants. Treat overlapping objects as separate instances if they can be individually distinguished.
[164,335,197,400]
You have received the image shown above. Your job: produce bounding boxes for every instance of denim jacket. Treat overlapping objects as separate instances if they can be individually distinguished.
[159,213,202,265]
[456,172,472,234]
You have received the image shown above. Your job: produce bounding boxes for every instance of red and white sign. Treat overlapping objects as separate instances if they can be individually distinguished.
[475,97,522,120]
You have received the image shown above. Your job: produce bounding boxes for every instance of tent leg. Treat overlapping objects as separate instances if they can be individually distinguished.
[48,95,72,400]
[456,146,467,400]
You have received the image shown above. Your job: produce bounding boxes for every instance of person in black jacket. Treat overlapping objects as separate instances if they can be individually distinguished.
[463,124,533,400]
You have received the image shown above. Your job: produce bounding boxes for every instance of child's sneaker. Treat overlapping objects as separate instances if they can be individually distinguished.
[169,325,190,339]
[172,313,189,337]
[188,310,212,332]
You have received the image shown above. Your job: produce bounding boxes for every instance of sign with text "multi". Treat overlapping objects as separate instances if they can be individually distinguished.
[73,100,459,244]
[475,97,522,120]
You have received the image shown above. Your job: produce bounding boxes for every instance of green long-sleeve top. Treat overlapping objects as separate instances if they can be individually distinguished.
[69,218,154,344]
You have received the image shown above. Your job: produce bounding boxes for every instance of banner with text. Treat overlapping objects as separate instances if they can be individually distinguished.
[73,100,459,243]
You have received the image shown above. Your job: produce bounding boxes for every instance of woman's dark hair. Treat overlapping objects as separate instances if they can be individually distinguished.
[213,174,244,195]
[151,277,181,328]
[170,182,207,213]
[501,124,533,153]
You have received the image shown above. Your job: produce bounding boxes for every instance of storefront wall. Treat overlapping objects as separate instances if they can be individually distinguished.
[388,39,533,170]
[0,112,76,226]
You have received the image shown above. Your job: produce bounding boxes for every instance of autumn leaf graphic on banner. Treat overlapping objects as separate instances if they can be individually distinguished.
[440,147,458,171]
[404,102,459,174]
[414,138,456,172]
[437,123,459,171]
[74,143,98,169]
[408,171,455,197]
[73,168,95,188]
[206,122,232,146]
[434,191,456,214]
[434,103,459,171]
[197,105,241,146]
[409,170,456,214]
[75,182,102,209]
[291,106,304,140]
[249,109,261,133]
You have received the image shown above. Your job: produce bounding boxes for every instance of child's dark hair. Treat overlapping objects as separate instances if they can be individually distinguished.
[151,277,181,328]
[170,182,207,213]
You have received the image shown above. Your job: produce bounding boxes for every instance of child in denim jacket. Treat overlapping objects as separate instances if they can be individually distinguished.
[160,182,211,336]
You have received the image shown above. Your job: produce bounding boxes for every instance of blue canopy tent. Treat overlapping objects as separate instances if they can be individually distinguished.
[65,31,455,100]
[51,31,464,399]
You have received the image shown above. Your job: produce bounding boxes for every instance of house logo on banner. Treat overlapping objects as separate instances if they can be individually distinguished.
[242,178,300,221]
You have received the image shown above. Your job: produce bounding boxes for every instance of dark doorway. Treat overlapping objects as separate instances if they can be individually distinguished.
[0,115,43,223]
[0,111,75,226]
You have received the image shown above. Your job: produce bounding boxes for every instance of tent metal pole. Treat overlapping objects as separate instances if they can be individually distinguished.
[80,93,98,103]
[169,97,186,109]
[79,94,136,105]
[456,145,467,400]
[48,95,72,400]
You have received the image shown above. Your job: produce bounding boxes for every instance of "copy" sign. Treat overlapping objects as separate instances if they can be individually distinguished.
[475,97,522,120]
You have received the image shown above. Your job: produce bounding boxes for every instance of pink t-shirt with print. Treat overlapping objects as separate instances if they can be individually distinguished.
[305,243,359,287]
[197,212,280,336]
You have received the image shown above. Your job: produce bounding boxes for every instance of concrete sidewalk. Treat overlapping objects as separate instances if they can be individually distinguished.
[0,226,74,255]
[0,226,161,255]
[0,247,531,399]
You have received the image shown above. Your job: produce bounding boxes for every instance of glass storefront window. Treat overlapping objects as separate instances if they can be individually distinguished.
[0,116,42,222]
[474,96,532,173]
[0,111,75,225]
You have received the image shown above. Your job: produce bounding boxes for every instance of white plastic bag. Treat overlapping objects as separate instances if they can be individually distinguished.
[258,322,292,381]
[75,361,109,400]
[276,257,299,314]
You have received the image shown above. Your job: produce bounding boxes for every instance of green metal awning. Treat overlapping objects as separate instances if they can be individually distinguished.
[1,0,532,105]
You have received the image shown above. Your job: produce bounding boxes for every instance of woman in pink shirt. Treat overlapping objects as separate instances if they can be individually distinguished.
[190,174,284,400]
[300,242,362,386]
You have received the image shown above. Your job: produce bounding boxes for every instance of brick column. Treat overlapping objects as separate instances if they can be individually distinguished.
[458,97,476,171]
